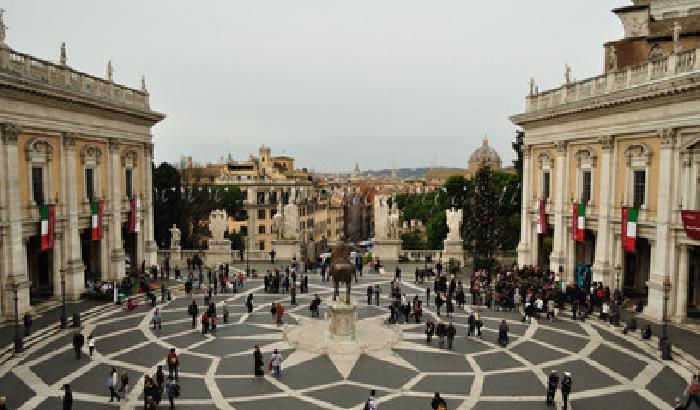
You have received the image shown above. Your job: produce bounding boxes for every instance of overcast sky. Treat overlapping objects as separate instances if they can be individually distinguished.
[5,1,624,172]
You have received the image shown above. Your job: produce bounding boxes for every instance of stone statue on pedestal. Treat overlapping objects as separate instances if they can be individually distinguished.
[272,201,284,240]
[208,209,228,240]
[328,241,357,303]
[169,224,181,248]
[282,197,300,240]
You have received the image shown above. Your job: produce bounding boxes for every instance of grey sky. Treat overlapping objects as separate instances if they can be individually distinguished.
[5,1,623,172]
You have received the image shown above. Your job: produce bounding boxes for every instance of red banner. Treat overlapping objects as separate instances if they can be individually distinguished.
[537,200,548,235]
[681,210,700,240]
[621,206,628,251]
[572,203,578,241]
[129,198,137,233]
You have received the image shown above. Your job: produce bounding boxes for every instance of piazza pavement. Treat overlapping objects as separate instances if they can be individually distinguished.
[0,267,695,409]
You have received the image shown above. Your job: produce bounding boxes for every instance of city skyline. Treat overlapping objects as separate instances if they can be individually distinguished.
[3,0,622,171]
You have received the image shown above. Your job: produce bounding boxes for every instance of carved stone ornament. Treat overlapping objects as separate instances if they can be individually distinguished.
[63,132,77,149]
[624,142,652,166]
[121,148,138,167]
[660,128,676,148]
[108,138,120,153]
[555,141,568,153]
[522,144,532,158]
[80,144,103,165]
[599,136,614,151]
[0,123,21,143]
[25,138,54,161]
[574,147,597,168]
[537,152,553,168]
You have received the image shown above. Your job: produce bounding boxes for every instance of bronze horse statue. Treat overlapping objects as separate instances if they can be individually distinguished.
[328,242,358,304]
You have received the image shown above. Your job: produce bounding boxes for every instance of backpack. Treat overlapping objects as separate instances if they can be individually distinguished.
[690,382,699,395]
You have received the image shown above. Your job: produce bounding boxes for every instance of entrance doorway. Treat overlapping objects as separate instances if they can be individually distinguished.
[537,231,552,269]
[122,223,137,274]
[26,236,53,300]
[688,246,700,318]
[575,231,596,266]
[81,228,101,283]
[623,238,651,298]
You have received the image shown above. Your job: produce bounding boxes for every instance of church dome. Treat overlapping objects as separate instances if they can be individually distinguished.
[469,137,501,166]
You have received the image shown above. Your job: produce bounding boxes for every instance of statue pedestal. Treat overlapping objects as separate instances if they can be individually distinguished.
[271,239,301,261]
[373,239,401,261]
[170,246,182,268]
[328,299,358,340]
[443,239,465,266]
[205,239,231,267]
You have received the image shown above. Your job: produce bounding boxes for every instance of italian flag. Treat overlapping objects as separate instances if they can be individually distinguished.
[621,207,637,252]
[573,202,585,242]
[129,198,141,233]
[91,201,103,240]
[40,204,55,251]
[536,199,547,235]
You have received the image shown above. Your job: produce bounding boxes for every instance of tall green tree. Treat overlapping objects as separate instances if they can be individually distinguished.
[153,162,185,249]
[471,165,499,268]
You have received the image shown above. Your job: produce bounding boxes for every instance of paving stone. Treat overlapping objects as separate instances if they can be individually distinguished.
[191,338,277,356]
[473,400,547,410]
[393,349,472,372]
[589,344,647,380]
[347,355,418,389]
[0,371,35,408]
[532,328,588,353]
[646,366,689,405]
[216,376,282,398]
[510,340,568,365]
[280,355,342,390]
[71,363,143,396]
[35,396,118,409]
[30,348,92,386]
[481,371,544,396]
[95,329,148,355]
[379,395,463,410]
[537,318,587,335]
[91,315,144,337]
[212,323,281,337]
[307,383,381,408]
[473,351,523,372]
[549,359,619,390]
[571,390,658,410]
[412,374,474,395]
[232,396,327,410]
[111,342,166,368]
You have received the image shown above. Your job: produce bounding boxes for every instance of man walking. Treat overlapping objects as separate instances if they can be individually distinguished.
[561,371,572,410]
[374,285,381,306]
[446,322,456,350]
[425,318,435,343]
[167,348,179,380]
[546,370,559,405]
[72,331,84,359]
[436,321,446,348]
[364,389,378,410]
[188,300,198,329]
[270,349,284,378]
[367,285,373,305]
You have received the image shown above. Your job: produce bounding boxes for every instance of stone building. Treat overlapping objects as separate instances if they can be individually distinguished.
[0,18,164,317]
[466,137,503,177]
[512,0,700,321]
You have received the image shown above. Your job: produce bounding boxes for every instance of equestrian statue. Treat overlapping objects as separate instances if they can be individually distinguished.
[328,241,357,304]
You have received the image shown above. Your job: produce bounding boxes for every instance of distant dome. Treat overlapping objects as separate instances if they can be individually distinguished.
[469,137,501,165]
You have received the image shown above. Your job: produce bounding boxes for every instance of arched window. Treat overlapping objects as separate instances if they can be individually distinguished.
[25,138,54,205]
[537,152,553,201]
[81,144,103,202]
[624,143,652,209]
[574,148,597,204]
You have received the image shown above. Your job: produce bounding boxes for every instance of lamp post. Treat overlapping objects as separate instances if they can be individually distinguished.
[12,282,23,354]
[59,268,67,329]
[615,264,622,292]
[660,279,672,360]
[245,237,250,277]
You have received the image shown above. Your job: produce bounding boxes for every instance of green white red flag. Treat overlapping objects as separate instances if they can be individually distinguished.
[573,202,585,242]
[537,199,547,235]
[91,201,103,240]
[621,207,637,252]
[129,198,140,233]
[40,203,55,250]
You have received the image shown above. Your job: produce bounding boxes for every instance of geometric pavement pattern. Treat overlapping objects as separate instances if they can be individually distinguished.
[0,272,692,409]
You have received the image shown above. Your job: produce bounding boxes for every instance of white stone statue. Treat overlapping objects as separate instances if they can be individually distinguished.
[673,22,682,53]
[388,200,400,240]
[106,60,114,82]
[529,77,536,96]
[169,224,181,249]
[0,9,6,46]
[282,200,300,239]
[141,75,147,93]
[565,63,571,84]
[208,209,228,241]
[609,46,618,71]
[374,196,389,240]
[272,201,284,239]
[446,208,463,241]
[60,42,67,66]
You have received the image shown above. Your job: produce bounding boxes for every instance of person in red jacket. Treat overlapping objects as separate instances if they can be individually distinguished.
[275,303,284,326]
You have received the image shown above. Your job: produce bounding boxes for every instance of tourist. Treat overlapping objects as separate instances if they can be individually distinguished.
[474,314,483,337]
[367,285,373,305]
[223,305,229,324]
[108,367,120,402]
[152,308,162,331]
[561,372,572,410]
[211,313,217,334]
[271,302,277,318]
[435,293,444,317]
[23,311,32,337]
[246,293,254,313]
[61,384,72,410]
[167,348,179,379]
[436,321,446,348]
[290,282,298,306]
[426,318,435,343]
[188,300,198,329]
[270,349,284,378]
[431,392,447,410]
[119,370,129,394]
[254,346,264,377]
[685,373,700,409]
[642,324,652,340]
[72,331,84,359]
[166,376,178,409]
[374,285,381,306]
[143,376,156,408]
[546,370,559,405]
[498,320,509,347]
[446,296,454,318]
[87,334,95,357]
[276,303,285,325]
[414,300,422,323]
[201,312,209,334]
[675,397,687,410]
[446,322,456,350]
[467,311,476,337]
[155,364,165,387]
[0,396,5,410]
[364,389,378,410]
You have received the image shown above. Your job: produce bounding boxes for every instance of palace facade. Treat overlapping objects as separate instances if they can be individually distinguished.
[512,0,700,321]
[0,18,164,318]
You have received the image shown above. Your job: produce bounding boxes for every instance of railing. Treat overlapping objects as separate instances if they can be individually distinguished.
[0,46,150,111]
[526,48,700,113]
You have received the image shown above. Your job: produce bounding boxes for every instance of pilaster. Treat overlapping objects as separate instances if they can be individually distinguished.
[592,136,615,286]
[517,145,533,266]
[549,141,568,274]
[673,244,689,322]
[106,138,125,280]
[143,142,157,266]
[61,133,85,299]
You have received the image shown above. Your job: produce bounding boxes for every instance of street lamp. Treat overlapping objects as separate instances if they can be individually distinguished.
[615,264,622,292]
[12,282,22,354]
[245,237,250,277]
[660,279,672,360]
[59,268,67,329]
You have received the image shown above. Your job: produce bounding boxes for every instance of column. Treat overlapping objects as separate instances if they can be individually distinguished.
[549,141,568,274]
[517,145,532,266]
[142,143,157,267]
[645,130,675,319]
[593,137,615,286]
[106,138,125,280]
[674,244,689,322]
[0,123,30,318]
[61,134,85,300]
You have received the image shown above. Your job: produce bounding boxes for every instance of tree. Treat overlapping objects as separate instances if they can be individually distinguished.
[470,165,499,268]
[400,231,426,250]
[153,162,185,249]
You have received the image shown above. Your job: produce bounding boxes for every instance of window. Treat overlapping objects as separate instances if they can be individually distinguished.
[240,225,248,236]
[543,172,550,200]
[85,168,95,201]
[257,209,266,219]
[257,192,265,205]
[582,171,592,204]
[258,225,266,234]
[258,241,265,251]
[31,167,44,205]
[282,191,290,205]
[125,169,133,199]
[633,170,646,208]
[269,191,277,204]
